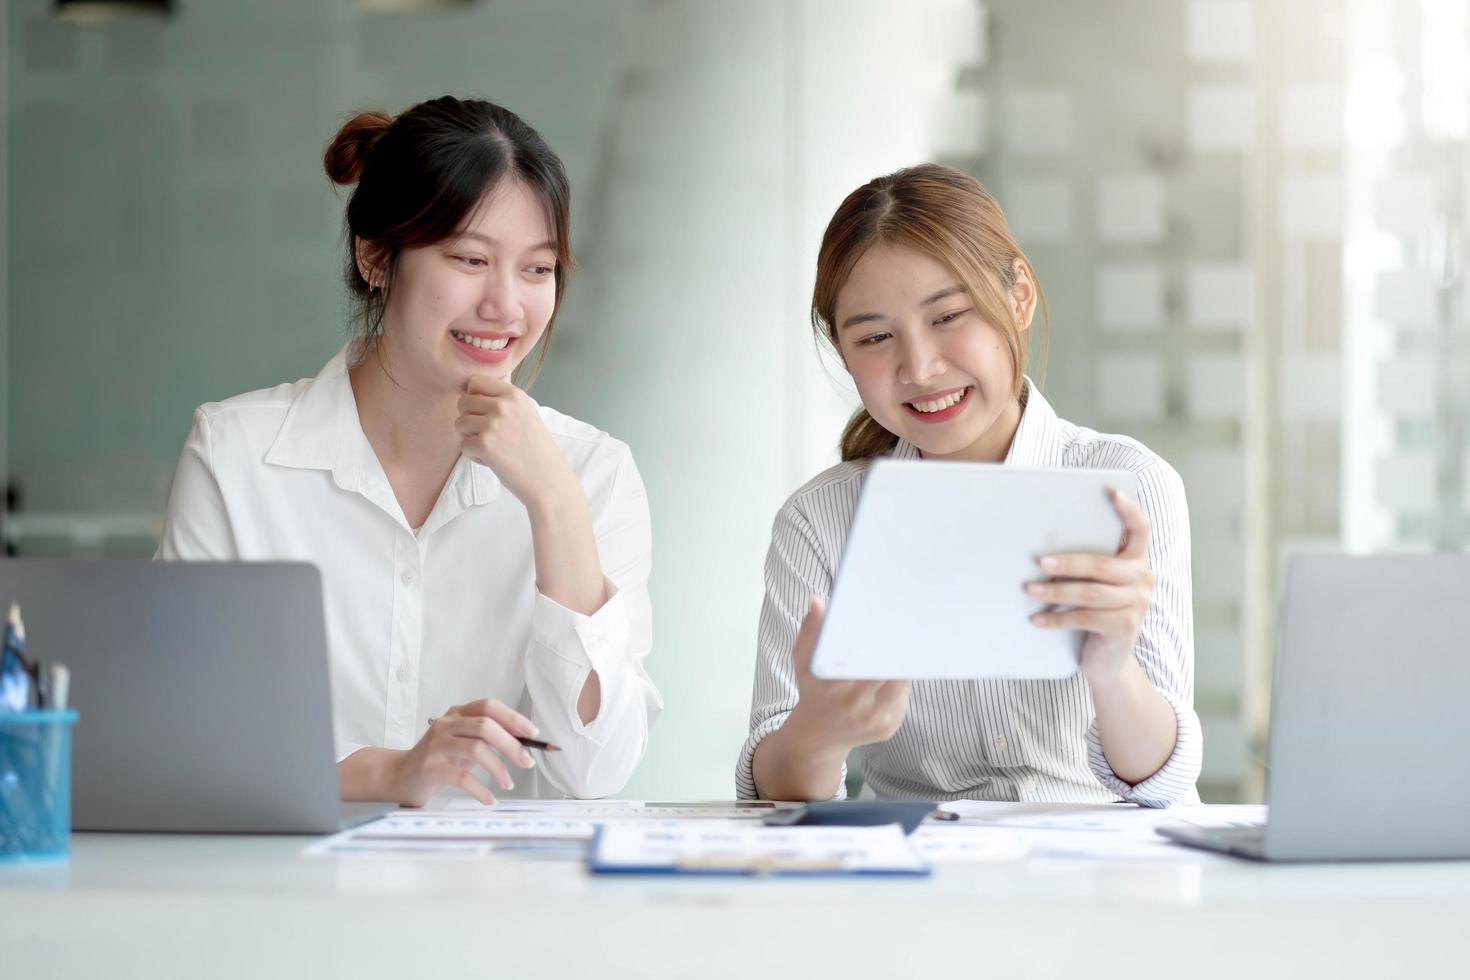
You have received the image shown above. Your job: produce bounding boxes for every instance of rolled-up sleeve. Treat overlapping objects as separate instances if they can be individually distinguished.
[524,450,661,799]
[736,500,846,801]
[1086,461,1203,807]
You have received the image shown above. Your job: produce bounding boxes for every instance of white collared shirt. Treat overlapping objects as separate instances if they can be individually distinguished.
[738,378,1202,807]
[158,346,661,799]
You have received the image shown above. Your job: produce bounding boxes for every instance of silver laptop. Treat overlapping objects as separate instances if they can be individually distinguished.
[1160,554,1470,861]
[0,559,391,833]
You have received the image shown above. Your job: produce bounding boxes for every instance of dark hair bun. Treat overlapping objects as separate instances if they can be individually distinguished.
[324,110,393,186]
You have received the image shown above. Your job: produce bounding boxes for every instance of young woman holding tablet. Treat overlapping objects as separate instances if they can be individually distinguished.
[738,164,1199,807]
[159,97,660,804]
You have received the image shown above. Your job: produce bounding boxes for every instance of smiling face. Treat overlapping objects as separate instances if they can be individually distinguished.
[833,243,1033,462]
[361,178,558,395]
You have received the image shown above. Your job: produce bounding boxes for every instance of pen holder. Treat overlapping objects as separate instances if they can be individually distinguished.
[0,710,79,861]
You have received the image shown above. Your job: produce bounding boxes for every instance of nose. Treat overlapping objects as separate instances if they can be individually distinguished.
[476,267,524,325]
[896,330,947,387]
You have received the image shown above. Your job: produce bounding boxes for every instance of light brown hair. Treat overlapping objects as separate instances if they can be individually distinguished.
[811,164,1048,460]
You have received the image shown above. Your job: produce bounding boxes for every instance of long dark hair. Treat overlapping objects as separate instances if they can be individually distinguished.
[323,96,573,385]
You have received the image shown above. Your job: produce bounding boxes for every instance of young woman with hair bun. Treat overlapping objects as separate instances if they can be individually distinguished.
[738,164,1201,807]
[159,96,660,804]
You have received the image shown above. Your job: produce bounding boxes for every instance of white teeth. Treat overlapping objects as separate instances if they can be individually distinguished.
[910,389,966,413]
[453,331,510,351]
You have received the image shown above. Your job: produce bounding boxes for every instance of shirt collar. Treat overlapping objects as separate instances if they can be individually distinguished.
[264,344,499,525]
[262,345,355,479]
[889,376,1057,466]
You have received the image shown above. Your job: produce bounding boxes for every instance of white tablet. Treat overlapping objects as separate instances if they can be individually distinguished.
[810,460,1139,680]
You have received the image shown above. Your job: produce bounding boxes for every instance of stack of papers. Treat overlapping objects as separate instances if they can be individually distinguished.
[929,801,1265,862]
[308,813,684,860]
[305,800,791,860]
[428,798,786,819]
[304,798,1265,868]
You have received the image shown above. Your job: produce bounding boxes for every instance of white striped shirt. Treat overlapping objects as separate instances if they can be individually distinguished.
[737,379,1202,808]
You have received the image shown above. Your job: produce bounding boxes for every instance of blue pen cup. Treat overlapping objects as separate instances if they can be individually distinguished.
[0,710,79,861]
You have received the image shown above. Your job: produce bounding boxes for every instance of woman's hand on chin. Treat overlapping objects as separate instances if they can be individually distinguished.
[455,375,579,514]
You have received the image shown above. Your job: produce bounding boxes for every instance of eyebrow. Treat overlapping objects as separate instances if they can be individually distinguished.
[451,231,557,253]
[838,284,967,331]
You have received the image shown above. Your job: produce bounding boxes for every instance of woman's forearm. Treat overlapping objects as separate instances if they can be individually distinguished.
[526,482,606,617]
[1086,657,1179,785]
[526,483,607,724]
[338,747,406,802]
[750,712,850,802]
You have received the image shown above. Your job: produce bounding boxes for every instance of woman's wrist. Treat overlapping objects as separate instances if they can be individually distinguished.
[522,468,584,522]
[1085,655,1180,785]
[1084,654,1150,713]
[782,704,856,772]
[339,746,408,803]
[753,710,850,801]
[524,473,605,616]
[1082,647,1136,694]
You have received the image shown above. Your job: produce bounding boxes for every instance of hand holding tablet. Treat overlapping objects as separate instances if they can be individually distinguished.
[1025,487,1157,681]
[788,595,911,749]
[810,461,1142,680]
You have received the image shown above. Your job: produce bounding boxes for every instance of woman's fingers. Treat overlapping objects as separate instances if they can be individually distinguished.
[455,769,497,806]
[457,393,515,418]
[1036,491,1152,579]
[448,715,534,768]
[455,414,486,437]
[788,594,908,742]
[457,393,490,415]
[1031,607,1135,633]
[1025,579,1137,610]
[791,595,827,679]
[1037,551,1145,586]
[872,680,910,713]
[454,698,540,740]
[866,681,910,739]
[485,700,540,740]
[465,374,517,397]
[1109,488,1152,560]
[457,736,517,791]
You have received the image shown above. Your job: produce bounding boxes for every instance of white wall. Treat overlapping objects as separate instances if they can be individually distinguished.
[4,0,979,798]
[537,0,981,797]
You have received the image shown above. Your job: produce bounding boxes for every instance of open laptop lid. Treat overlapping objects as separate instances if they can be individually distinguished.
[1264,554,1470,860]
[0,559,349,833]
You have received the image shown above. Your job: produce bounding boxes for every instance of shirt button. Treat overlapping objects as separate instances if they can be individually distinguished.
[400,569,416,587]
[1025,777,1038,793]
[396,664,411,684]
[993,736,1008,751]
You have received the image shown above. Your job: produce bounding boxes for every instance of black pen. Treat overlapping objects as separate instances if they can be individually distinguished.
[426,717,562,752]
[516,736,562,753]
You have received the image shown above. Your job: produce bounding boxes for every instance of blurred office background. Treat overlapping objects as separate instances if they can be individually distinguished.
[2,0,1467,802]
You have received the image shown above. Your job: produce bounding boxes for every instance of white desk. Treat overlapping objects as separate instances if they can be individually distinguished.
[3,808,1469,979]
